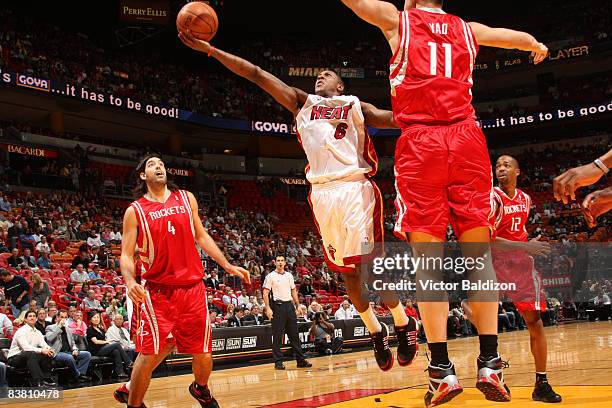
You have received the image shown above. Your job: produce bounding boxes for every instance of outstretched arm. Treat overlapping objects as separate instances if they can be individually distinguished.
[340,0,399,42]
[468,22,549,64]
[361,102,397,129]
[179,32,307,115]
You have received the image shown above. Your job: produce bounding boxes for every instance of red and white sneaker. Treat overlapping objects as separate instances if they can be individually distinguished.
[475,355,511,402]
[424,362,463,407]
[113,383,129,404]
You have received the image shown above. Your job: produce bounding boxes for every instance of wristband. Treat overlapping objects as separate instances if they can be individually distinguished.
[594,159,609,174]
[207,46,216,57]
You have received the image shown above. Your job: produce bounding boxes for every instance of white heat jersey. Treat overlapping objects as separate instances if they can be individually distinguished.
[296,94,378,184]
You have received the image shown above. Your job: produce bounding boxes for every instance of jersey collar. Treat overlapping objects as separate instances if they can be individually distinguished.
[416,6,446,14]
[497,186,518,201]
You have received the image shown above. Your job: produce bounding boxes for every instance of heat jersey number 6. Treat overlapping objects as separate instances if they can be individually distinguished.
[334,123,348,140]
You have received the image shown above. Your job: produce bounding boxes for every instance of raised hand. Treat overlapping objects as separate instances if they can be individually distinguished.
[553,163,605,204]
[178,30,213,55]
[531,42,549,65]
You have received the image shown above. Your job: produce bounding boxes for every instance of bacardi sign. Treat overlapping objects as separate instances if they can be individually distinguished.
[167,167,194,177]
[2,144,58,158]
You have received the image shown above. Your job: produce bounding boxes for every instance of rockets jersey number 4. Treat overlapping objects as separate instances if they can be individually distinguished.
[131,190,204,285]
[390,8,478,128]
[295,94,378,184]
[491,187,532,242]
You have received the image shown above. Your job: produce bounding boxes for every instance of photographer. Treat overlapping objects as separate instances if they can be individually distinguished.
[309,312,343,356]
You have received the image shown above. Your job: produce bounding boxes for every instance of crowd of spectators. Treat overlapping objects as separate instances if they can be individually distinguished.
[1,1,610,124]
[0,133,609,387]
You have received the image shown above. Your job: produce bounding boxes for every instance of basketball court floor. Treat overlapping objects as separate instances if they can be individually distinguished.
[15,321,612,407]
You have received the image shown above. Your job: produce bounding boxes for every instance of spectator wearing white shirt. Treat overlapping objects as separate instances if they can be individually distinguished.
[82,290,103,312]
[0,312,13,339]
[236,292,249,307]
[70,264,90,283]
[341,295,357,316]
[35,236,51,253]
[334,301,354,320]
[106,315,136,361]
[109,230,122,243]
[7,311,56,386]
[86,231,103,248]
[222,288,238,306]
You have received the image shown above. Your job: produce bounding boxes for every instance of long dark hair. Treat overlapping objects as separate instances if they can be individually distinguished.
[132,154,179,199]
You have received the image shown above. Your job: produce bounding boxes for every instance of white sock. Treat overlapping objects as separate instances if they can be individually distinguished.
[125,381,131,390]
[389,303,409,327]
[359,307,382,334]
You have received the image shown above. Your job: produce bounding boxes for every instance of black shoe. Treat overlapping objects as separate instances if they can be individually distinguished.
[78,374,91,382]
[532,381,562,403]
[188,381,219,408]
[274,362,286,370]
[370,323,394,371]
[396,317,419,366]
[296,360,312,368]
[42,378,57,387]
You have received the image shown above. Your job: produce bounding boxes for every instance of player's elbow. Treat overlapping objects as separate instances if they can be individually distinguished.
[246,65,263,83]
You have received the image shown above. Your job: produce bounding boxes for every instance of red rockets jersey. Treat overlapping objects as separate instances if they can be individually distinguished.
[491,187,532,242]
[389,7,478,128]
[130,190,204,285]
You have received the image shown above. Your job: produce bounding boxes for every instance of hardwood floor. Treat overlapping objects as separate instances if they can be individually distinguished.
[15,321,612,407]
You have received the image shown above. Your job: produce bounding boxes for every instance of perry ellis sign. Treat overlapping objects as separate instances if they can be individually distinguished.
[1,144,58,158]
[119,0,170,25]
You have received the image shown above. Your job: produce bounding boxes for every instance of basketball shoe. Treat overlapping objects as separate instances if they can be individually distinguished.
[424,362,463,407]
[189,381,220,408]
[532,380,562,403]
[113,383,129,404]
[370,322,394,371]
[396,316,419,366]
[475,354,511,402]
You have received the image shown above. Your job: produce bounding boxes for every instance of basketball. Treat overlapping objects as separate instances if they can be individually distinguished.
[176,1,218,42]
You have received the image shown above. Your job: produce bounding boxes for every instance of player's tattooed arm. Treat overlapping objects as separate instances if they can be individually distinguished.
[178,31,307,115]
[361,101,398,129]
[468,22,548,64]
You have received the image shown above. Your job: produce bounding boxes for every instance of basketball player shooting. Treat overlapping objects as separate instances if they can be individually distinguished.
[340,0,548,406]
[483,155,561,403]
[178,32,419,372]
[118,155,250,408]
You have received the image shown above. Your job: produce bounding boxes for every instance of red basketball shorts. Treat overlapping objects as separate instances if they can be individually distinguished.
[136,280,212,354]
[394,120,494,241]
[493,251,547,312]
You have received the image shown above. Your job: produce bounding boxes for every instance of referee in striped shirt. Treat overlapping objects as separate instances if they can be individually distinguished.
[263,256,312,370]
